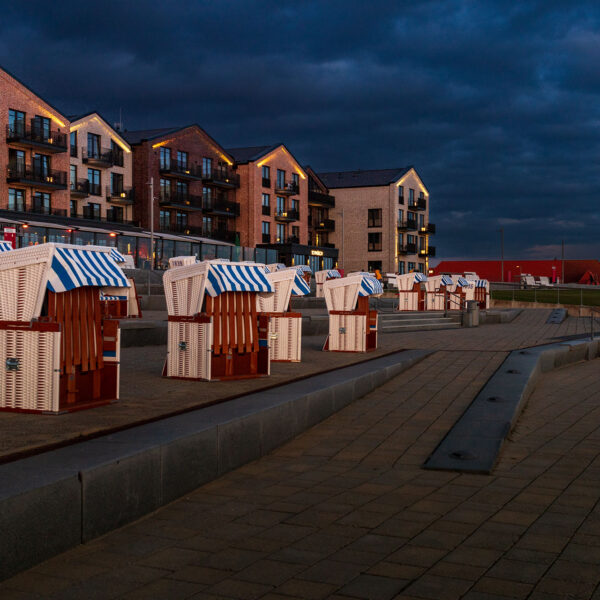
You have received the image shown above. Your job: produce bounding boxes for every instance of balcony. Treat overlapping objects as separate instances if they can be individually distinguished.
[408,198,427,211]
[82,147,122,168]
[6,123,68,153]
[419,246,436,257]
[70,179,90,198]
[275,181,299,196]
[106,186,135,205]
[398,243,417,255]
[88,182,102,196]
[70,145,78,158]
[202,198,240,217]
[274,209,299,222]
[7,164,67,189]
[262,233,270,243]
[159,191,202,210]
[262,205,271,216]
[262,177,271,188]
[314,218,335,232]
[204,228,238,244]
[201,166,240,188]
[398,220,418,231]
[308,189,335,207]
[418,223,436,235]
[30,205,67,217]
[160,223,202,236]
[321,242,336,249]
[159,161,202,180]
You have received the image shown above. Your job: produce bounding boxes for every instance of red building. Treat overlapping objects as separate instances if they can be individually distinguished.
[433,259,600,284]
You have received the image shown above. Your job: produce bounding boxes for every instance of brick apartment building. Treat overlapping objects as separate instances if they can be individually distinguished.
[319,167,434,274]
[228,144,338,271]
[69,112,134,225]
[0,66,70,219]
[123,125,240,243]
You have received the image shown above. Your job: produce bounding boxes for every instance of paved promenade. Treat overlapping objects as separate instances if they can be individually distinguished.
[2,310,600,599]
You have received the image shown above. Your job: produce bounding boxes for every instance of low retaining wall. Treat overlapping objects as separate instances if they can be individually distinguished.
[491,298,600,318]
[0,349,431,581]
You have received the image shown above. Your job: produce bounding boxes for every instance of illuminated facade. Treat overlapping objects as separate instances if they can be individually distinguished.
[0,66,70,218]
[69,112,134,225]
[319,167,434,274]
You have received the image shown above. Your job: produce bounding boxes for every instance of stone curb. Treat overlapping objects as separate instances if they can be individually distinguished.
[424,338,599,474]
[0,348,431,581]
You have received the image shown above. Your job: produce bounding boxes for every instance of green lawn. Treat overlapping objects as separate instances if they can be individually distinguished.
[492,288,600,307]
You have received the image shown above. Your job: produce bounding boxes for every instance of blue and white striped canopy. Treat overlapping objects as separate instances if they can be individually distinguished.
[414,272,427,282]
[475,279,488,288]
[456,277,471,287]
[100,294,128,301]
[441,275,454,286]
[291,271,311,296]
[47,247,130,293]
[109,248,126,263]
[357,275,383,296]
[205,263,274,297]
[326,270,341,278]
[0,241,13,252]
[296,264,312,273]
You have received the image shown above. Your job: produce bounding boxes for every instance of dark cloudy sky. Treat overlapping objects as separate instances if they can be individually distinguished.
[1,0,599,261]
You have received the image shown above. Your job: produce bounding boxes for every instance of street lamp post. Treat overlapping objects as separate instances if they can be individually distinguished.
[499,227,504,282]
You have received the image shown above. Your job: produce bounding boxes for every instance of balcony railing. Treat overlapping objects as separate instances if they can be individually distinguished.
[274,209,299,222]
[262,233,271,243]
[159,161,202,179]
[82,147,123,168]
[202,198,240,217]
[201,166,240,188]
[88,182,102,196]
[262,177,271,188]
[70,178,90,197]
[70,145,78,158]
[159,191,202,209]
[204,228,238,244]
[6,123,68,153]
[106,186,135,203]
[398,220,418,231]
[418,223,436,235]
[262,205,271,216]
[314,218,335,231]
[408,198,427,211]
[419,246,436,257]
[7,164,67,188]
[308,189,335,207]
[398,243,417,255]
[30,205,67,217]
[275,181,299,195]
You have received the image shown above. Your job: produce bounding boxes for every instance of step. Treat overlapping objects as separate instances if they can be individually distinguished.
[380,318,458,327]
[380,322,462,333]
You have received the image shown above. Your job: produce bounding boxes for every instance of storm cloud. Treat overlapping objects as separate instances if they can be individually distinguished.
[1,0,599,260]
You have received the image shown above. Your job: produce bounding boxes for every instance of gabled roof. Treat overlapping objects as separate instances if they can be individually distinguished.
[69,111,131,149]
[226,144,281,164]
[318,167,414,189]
[122,124,234,163]
[0,64,69,122]
[304,165,329,193]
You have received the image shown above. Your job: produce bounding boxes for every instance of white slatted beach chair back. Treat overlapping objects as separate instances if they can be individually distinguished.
[323,275,363,311]
[424,275,443,292]
[314,270,328,285]
[396,272,420,291]
[259,269,296,312]
[169,256,198,268]
[267,263,286,273]
[163,262,208,316]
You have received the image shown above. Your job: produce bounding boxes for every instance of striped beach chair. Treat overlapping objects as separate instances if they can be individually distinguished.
[98,247,142,319]
[0,243,128,413]
[259,268,310,362]
[0,241,14,252]
[163,260,275,381]
[323,274,382,352]
[425,274,454,310]
[450,276,474,309]
[314,269,341,298]
[473,279,490,309]
[396,272,427,311]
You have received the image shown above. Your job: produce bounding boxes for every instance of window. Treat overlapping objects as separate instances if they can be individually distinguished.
[160,210,171,230]
[176,180,188,199]
[419,191,425,199]
[276,223,285,243]
[70,131,77,157]
[418,213,424,229]
[398,233,403,247]
[86,202,101,219]
[33,116,50,140]
[262,193,270,215]
[291,199,299,215]
[159,147,171,170]
[111,140,123,166]
[34,154,50,176]
[277,169,285,188]
[160,178,171,200]
[398,261,406,275]
[262,221,270,243]
[177,151,188,170]
[70,165,77,190]
[8,188,25,211]
[368,232,382,251]
[202,157,212,176]
[176,212,187,229]
[203,186,212,205]
[368,261,382,273]
[8,109,25,136]
[292,173,299,186]
[291,226,299,241]
[408,211,417,225]
[368,209,382,227]
[33,191,51,214]
[107,206,123,223]
[398,209,404,223]
[407,234,416,245]
[262,165,270,186]
[276,196,285,215]
[87,133,101,158]
[398,186,404,204]
[419,236,425,250]
[409,188,415,204]
[88,168,101,195]
[111,172,124,195]
[70,199,78,218]
[408,262,416,272]
[203,216,213,234]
